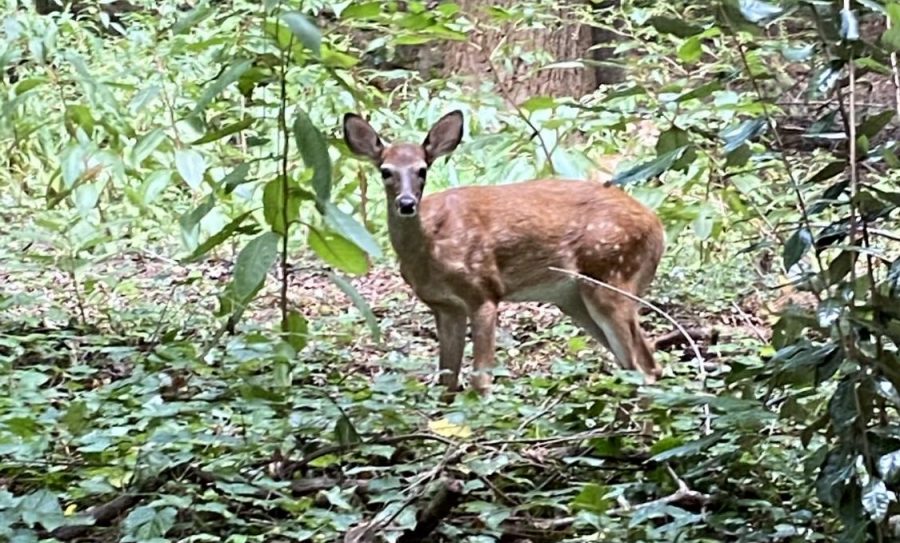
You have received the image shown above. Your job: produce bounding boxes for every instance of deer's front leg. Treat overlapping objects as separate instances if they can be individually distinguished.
[470,301,498,394]
[433,306,467,393]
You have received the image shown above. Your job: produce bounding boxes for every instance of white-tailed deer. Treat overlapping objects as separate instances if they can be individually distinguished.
[343,110,665,395]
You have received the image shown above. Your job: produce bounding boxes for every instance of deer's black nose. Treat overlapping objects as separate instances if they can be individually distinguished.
[396,195,418,216]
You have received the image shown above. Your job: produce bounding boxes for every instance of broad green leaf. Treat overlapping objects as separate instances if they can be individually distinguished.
[611,146,687,185]
[232,231,280,303]
[323,202,382,258]
[308,226,369,275]
[61,400,89,435]
[807,161,847,184]
[175,149,206,189]
[222,163,252,193]
[191,117,254,145]
[861,479,892,522]
[122,505,176,542]
[191,59,252,117]
[520,96,555,112]
[783,227,813,269]
[185,210,255,263]
[15,77,47,94]
[571,483,610,514]
[141,170,171,205]
[878,450,900,482]
[133,128,168,165]
[721,118,766,153]
[655,127,695,170]
[282,310,308,351]
[334,413,362,447]
[650,431,724,461]
[281,11,321,57]
[341,2,381,19]
[19,490,65,531]
[65,105,94,135]
[692,208,715,240]
[678,36,702,63]
[263,176,301,235]
[858,110,894,139]
[293,109,331,203]
[179,194,215,236]
[328,272,381,342]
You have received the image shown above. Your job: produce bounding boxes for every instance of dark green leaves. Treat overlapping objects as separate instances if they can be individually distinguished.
[293,109,331,203]
[282,310,308,351]
[648,16,702,38]
[783,227,813,269]
[611,146,687,185]
[230,232,280,305]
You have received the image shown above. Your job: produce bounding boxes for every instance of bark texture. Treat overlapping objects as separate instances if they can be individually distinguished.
[442,0,597,102]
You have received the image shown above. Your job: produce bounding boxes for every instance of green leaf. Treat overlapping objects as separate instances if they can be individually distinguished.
[650,431,724,461]
[293,109,331,203]
[308,226,369,276]
[15,77,48,94]
[692,208,715,240]
[191,59,252,117]
[861,479,892,522]
[61,400,89,435]
[179,194,215,236]
[648,16,702,37]
[263,176,301,235]
[726,144,751,167]
[341,2,382,19]
[674,79,722,102]
[571,483,610,514]
[280,11,321,58]
[282,310,308,351]
[232,232,280,303]
[520,96,556,112]
[678,36,702,63]
[175,149,207,189]
[721,118,766,153]
[878,450,900,482]
[191,117,254,145]
[328,272,381,342]
[185,211,256,263]
[334,413,362,447]
[141,170,171,205]
[323,202,382,258]
[133,129,168,165]
[829,378,858,434]
[858,110,894,139]
[655,127,695,170]
[222,163,253,193]
[19,490,65,531]
[122,505,176,542]
[783,227,813,269]
[171,0,213,34]
[611,146,687,185]
[807,161,847,184]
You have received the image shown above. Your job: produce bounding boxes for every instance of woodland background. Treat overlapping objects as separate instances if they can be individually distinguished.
[2,0,900,541]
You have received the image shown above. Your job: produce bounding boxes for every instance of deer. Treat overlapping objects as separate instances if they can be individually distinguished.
[343,110,665,396]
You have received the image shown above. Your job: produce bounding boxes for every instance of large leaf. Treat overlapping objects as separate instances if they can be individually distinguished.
[263,176,302,235]
[280,11,321,57]
[293,109,331,203]
[232,231,280,303]
[611,146,687,185]
[783,227,813,269]
[570,483,610,514]
[18,489,66,531]
[878,450,900,483]
[721,118,766,153]
[132,128,167,165]
[191,59,252,117]
[323,202,382,258]
[175,149,207,190]
[858,110,894,139]
[122,505,176,542]
[308,226,369,276]
[222,163,253,193]
[282,310,309,351]
[329,272,381,342]
[861,479,892,522]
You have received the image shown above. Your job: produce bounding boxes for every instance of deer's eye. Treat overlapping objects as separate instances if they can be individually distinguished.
[418,167,427,179]
[379,168,392,179]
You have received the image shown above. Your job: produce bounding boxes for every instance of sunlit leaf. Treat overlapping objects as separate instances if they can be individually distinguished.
[861,479,892,522]
[308,226,369,275]
[323,201,382,258]
[175,149,207,189]
[428,417,471,438]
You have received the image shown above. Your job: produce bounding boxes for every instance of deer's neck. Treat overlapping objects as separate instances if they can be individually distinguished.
[387,212,429,262]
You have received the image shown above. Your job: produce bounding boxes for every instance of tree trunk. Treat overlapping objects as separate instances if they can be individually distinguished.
[443,0,597,103]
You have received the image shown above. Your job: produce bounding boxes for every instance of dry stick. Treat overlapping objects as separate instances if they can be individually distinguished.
[548,267,713,435]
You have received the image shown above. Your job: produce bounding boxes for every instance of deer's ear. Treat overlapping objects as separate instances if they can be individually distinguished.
[422,110,463,165]
[343,113,384,162]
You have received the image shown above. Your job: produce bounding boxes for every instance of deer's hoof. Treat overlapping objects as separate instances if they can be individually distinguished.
[470,372,492,395]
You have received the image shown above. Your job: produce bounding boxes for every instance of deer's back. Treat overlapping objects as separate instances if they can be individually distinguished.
[415,179,665,301]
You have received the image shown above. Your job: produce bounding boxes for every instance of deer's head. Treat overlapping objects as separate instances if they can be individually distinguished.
[343,110,464,218]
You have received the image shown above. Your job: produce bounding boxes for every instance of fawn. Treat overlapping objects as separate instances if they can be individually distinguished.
[343,110,665,395]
